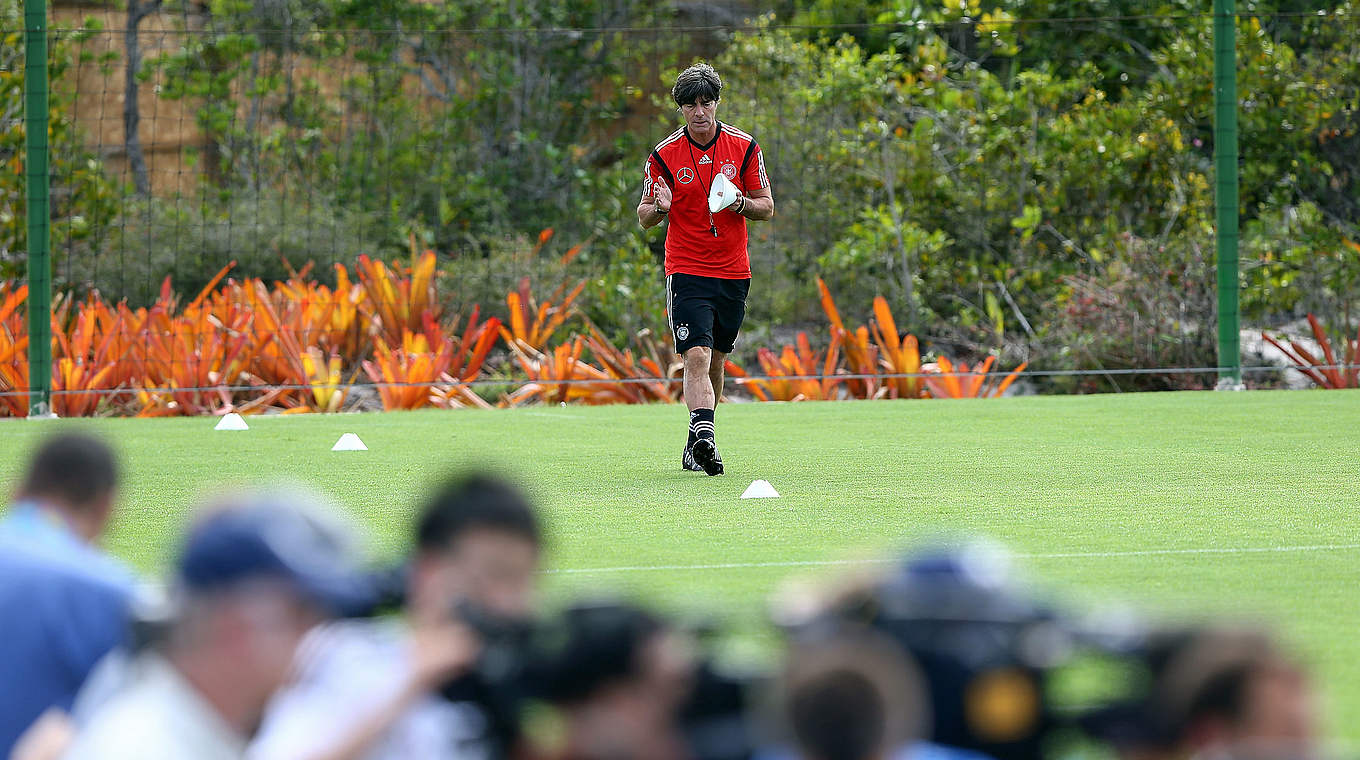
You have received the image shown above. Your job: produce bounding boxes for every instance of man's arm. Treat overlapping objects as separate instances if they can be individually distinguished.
[733,184,774,221]
[250,622,477,760]
[735,142,774,221]
[637,199,666,229]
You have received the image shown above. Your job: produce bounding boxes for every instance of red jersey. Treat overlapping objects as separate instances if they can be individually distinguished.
[642,122,769,280]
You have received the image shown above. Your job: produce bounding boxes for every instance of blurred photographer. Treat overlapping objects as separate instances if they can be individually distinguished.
[250,474,542,760]
[523,602,697,760]
[767,630,928,760]
[1153,628,1317,760]
[0,433,133,758]
[60,488,373,760]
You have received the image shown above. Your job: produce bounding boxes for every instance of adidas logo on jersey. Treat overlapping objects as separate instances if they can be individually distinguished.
[698,155,712,164]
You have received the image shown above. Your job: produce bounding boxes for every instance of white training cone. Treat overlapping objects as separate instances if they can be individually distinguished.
[708,172,736,214]
[331,433,368,451]
[214,413,249,431]
[740,479,780,499]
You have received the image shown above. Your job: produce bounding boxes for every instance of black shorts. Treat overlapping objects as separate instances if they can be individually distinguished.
[667,273,751,354]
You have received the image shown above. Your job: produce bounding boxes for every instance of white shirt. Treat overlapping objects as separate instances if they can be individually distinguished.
[62,653,246,760]
[249,619,488,760]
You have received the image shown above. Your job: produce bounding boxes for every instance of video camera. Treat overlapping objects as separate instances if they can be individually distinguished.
[776,543,1179,760]
[360,563,536,755]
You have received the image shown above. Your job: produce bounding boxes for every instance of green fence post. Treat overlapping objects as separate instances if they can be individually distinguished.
[23,0,52,416]
[1213,0,1242,388]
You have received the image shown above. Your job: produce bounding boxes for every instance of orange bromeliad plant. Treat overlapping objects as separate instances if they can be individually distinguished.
[299,347,349,413]
[868,296,925,399]
[242,279,351,412]
[356,249,440,347]
[500,275,587,353]
[502,336,618,406]
[362,330,455,411]
[362,309,502,412]
[732,331,844,402]
[272,263,368,364]
[581,325,682,404]
[431,308,503,410]
[136,269,278,416]
[1262,313,1360,389]
[813,280,925,399]
[51,295,129,417]
[722,360,766,402]
[0,251,503,416]
[0,283,28,416]
[922,355,1027,399]
[817,278,881,399]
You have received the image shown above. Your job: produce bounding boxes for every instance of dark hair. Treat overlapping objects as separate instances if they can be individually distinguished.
[416,474,541,554]
[1160,628,1293,736]
[527,602,664,705]
[19,432,119,511]
[780,633,926,760]
[790,669,886,760]
[672,63,723,106]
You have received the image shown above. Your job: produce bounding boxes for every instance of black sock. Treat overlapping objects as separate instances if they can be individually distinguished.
[687,407,714,448]
[690,408,715,442]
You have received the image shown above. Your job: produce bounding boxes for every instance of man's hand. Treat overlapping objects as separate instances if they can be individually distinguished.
[736,185,774,221]
[273,622,483,760]
[653,176,672,213]
[638,176,672,229]
[409,620,480,691]
[10,708,74,760]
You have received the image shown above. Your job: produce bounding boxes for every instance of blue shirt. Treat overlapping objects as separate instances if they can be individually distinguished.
[0,502,136,756]
[755,742,995,760]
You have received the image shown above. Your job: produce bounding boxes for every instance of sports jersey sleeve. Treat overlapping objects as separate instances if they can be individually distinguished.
[740,142,769,192]
[642,152,674,203]
[641,155,656,202]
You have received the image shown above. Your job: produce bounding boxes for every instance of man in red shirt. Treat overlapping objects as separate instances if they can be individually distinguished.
[637,63,774,476]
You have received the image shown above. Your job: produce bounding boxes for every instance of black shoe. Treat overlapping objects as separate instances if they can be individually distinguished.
[690,438,724,476]
[682,445,704,472]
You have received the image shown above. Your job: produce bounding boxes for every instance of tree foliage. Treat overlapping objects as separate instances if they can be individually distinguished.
[0,0,119,283]
[8,0,1360,389]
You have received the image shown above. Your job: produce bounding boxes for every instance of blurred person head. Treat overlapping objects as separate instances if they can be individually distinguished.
[1158,627,1316,760]
[409,474,541,625]
[0,434,129,759]
[775,630,929,760]
[14,432,119,542]
[529,602,697,760]
[164,488,373,736]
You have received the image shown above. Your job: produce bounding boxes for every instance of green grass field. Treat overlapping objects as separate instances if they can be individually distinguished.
[2,391,1358,743]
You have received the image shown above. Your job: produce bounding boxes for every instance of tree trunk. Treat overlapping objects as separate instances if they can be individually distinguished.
[880,123,917,329]
[124,0,161,197]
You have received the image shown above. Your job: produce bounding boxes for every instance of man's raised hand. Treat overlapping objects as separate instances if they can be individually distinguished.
[653,176,672,213]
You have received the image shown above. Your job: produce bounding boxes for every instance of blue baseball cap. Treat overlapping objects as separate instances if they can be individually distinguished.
[176,489,377,617]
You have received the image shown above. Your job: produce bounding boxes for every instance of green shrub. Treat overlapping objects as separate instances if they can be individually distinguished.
[69,190,383,305]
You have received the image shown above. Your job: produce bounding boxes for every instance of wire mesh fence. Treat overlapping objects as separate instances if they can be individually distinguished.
[1,1,1357,415]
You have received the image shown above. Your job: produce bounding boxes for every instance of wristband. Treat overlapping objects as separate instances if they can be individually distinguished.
[734,194,746,215]
[655,202,668,215]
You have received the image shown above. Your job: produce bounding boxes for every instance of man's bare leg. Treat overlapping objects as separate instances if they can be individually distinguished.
[683,346,716,410]
[709,350,727,403]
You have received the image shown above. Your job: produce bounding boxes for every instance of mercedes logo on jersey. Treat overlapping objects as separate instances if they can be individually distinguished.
[676,167,695,184]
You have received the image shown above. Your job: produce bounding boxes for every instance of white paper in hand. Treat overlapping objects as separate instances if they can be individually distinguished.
[708,172,736,214]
